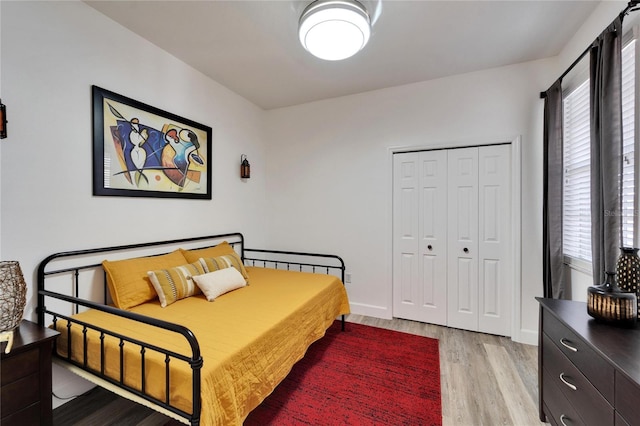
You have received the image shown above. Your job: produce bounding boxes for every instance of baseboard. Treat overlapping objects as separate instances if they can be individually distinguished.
[512,328,538,346]
[349,302,392,319]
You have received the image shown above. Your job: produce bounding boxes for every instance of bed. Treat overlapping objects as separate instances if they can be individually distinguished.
[36,233,350,426]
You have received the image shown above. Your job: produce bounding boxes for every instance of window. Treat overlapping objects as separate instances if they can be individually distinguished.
[563,79,591,262]
[622,39,636,248]
[562,39,636,264]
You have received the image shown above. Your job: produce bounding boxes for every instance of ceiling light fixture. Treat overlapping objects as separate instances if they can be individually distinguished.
[299,0,371,61]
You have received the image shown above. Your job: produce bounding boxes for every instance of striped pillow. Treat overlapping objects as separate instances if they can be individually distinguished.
[147,261,206,307]
[198,252,250,283]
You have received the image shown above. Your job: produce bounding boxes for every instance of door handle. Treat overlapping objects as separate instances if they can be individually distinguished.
[427,245,433,250]
[463,247,469,253]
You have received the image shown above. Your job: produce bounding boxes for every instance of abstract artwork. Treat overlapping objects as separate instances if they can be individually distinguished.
[92,86,212,199]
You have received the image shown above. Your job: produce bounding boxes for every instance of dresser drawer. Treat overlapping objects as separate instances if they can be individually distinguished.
[0,321,58,426]
[617,412,631,426]
[543,368,586,426]
[0,373,40,418]
[0,347,39,386]
[615,371,640,426]
[543,310,615,402]
[1,402,41,426]
[542,333,614,426]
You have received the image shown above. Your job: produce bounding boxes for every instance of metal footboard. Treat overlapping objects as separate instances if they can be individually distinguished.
[43,297,202,424]
[35,234,242,425]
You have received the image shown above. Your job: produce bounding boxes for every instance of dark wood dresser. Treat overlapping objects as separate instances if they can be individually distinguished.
[538,298,640,426]
[1,320,59,426]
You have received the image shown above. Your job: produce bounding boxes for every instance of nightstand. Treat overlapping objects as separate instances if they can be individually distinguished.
[1,320,59,426]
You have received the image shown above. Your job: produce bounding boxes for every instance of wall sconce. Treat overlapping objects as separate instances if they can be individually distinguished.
[0,99,7,139]
[240,154,250,179]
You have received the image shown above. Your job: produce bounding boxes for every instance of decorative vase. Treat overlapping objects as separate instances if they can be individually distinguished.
[616,247,640,319]
[587,271,637,327]
[0,261,27,353]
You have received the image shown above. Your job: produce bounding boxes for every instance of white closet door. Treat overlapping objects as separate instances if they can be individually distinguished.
[393,145,512,337]
[393,153,421,321]
[447,147,479,331]
[393,151,448,324]
[478,145,511,335]
[418,150,448,324]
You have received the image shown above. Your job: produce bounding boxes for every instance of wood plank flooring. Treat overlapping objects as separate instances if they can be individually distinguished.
[52,314,544,426]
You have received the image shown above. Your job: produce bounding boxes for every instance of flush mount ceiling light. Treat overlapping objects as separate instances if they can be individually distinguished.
[299,0,371,61]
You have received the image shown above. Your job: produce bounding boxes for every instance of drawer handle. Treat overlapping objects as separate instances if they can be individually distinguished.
[560,338,578,352]
[560,414,571,426]
[559,373,577,391]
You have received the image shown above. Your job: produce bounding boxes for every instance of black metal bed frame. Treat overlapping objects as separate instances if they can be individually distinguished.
[36,232,346,426]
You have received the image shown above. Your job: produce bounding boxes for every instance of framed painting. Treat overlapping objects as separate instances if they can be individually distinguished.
[92,85,212,199]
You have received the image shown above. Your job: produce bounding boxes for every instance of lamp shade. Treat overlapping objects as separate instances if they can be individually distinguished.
[0,261,26,332]
[299,0,371,61]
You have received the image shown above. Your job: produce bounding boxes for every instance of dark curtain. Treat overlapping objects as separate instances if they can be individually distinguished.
[590,16,623,284]
[543,80,566,299]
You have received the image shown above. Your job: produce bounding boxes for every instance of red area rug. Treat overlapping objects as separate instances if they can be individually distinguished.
[244,321,442,426]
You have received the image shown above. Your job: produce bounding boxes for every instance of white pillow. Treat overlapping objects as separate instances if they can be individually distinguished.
[192,267,247,301]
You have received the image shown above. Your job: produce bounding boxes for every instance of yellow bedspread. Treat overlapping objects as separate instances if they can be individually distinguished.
[54,267,350,425]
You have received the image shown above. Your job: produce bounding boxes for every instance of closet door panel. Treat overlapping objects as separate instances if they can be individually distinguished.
[393,151,447,325]
[418,151,448,324]
[447,148,479,331]
[455,257,474,312]
[482,259,500,316]
[478,145,511,335]
[393,153,421,320]
[421,185,438,308]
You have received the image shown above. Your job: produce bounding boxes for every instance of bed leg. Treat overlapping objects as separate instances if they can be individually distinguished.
[341,315,345,331]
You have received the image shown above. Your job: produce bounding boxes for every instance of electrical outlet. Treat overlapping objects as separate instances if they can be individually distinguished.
[345,273,351,283]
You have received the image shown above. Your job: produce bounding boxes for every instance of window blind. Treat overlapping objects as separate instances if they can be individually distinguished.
[621,39,635,249]
[563,79,592,262]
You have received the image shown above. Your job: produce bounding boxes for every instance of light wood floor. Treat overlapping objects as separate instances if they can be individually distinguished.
[53,315,544,426]
[348,315,543,426]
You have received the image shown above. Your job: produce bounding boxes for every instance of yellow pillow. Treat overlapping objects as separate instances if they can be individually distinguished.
[198,252,250,283]
[181,241,249,282]
[180,241,236,261]
[147,261,206,307]
[102,250,188,310]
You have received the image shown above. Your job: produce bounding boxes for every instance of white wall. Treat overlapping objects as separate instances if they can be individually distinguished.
[264,58,557,344]
[1,0,268,404]
[0,0,3,261]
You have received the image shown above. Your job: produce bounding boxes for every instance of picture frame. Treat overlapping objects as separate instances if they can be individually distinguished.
[92,85,212,199]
